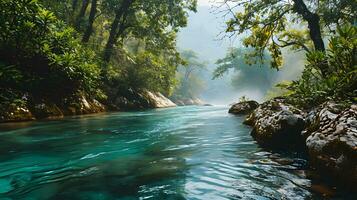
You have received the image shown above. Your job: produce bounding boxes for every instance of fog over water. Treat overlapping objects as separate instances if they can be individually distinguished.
[177,5,304,105]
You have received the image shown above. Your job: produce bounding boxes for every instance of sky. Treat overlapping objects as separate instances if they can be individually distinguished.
[176,4,254,104]
[198,0,212,6]
[176,1,304,104]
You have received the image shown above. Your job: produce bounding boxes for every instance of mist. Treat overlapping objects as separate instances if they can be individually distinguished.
[177,5,305,105]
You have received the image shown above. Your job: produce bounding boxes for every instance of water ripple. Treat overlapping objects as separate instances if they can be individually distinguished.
[0,106,354,199]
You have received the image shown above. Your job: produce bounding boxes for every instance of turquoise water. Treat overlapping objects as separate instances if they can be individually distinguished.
[0,106,352,199]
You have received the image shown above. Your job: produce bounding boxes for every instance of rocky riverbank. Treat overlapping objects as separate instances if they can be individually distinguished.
[170,97,206,106]
[107,89,176,110]
[0,89,176,123]
[230,98,357,186]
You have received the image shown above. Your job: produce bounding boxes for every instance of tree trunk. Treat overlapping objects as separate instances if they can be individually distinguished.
[82,0,97,43]
[293,0,325,52]
[103,0,135,63]
[307,14,325,52]
[76,0,89,30]
[103,11,122,63]
[72,0,79,12]
[293,0,328,76]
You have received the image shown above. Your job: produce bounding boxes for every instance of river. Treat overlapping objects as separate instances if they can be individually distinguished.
[0,106,352,199]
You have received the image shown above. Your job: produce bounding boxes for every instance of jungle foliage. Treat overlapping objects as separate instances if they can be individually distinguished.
[213,48,278,94]
[223,0,356,75]
[279,24,357,108]
[220,0,356,107]
[0,0,100,109]
[0,0,196,108]
[171,50,207,100]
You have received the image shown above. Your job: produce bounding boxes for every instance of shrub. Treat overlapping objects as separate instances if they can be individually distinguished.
[0,0,101,100]
[106,50,177,96]
[279,24,357,108]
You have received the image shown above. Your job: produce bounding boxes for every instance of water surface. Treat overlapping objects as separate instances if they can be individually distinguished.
[0,106,352,199]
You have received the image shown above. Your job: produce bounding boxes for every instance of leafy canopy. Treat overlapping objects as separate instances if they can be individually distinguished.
[172,50,207,99]
[222,0,356,70]
[279,24,357,108]
[213,47,278,93]
[0,0,100,98]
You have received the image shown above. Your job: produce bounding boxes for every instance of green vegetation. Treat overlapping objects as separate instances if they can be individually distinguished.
[220,0,356,108]
[213,48,278,95]
[223,0,356,73]
[171,50,207,101]
[0,0,196,113]
[0,0,101,112]
[279,25,357,108]
[1,0,355,113]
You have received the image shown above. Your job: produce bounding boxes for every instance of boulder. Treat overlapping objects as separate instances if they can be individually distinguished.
[175,100,185,106]
[171,97,205,106]
[228,100,259,114]
[244,98,306,149]
[31,102,64,119]
[64,95,106,115]
[142,91,176,108]
[303,102,345,140]
[306,104,357,185]
[0,93,107,123]
[109,89,176,110]
[0,106,34,123]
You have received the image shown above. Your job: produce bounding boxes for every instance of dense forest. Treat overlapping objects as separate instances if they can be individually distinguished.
[0,0,356,198]
[2,0,354,115]
[0,0,199,120]
[219,0,356,107]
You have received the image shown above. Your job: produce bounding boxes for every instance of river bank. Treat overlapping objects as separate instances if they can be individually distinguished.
[0,89,176,123]
[229,98,357,188]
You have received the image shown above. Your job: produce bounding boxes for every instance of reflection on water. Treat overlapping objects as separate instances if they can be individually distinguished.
[0,106,355,199]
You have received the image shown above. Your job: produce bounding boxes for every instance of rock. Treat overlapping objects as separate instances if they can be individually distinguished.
[109,89,176,110]
[76,96,106,114]
[0,93,106,123]
[62,94,106,115]
[171,97,205,106]
[244,98,306,149]
[31,102,64,119]
[0,106,34,123]
[142,91,176,108]
[306,104,357,185]
[303,102,346,139]
[91,99,106,112]
[229,100,259,114]
[175,100,185,106]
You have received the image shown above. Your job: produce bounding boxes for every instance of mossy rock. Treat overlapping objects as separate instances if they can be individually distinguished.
[229,100,259,115]
[0,105,34,123]
[31,103,64,119]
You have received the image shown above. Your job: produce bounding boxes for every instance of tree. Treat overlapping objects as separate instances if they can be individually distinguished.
[75,0,90,29]
[279,24,357,107]
[213,47,278,94]
[0,0,100,98]
[17,0,197,97]
[102,0,197,62]
[221,0,356,76]
[172,50,207,99]
[103,0,135,62]
[82,0,98,43]
[181,50,206,83]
